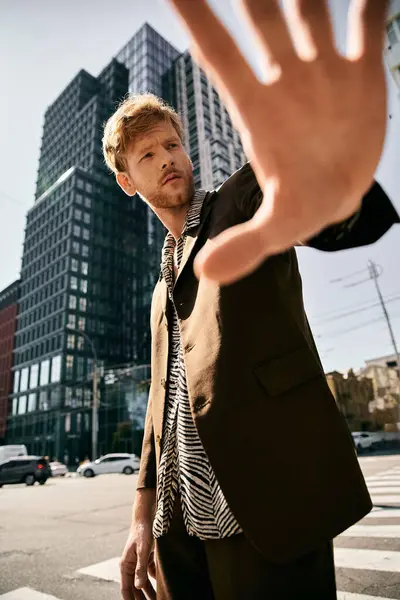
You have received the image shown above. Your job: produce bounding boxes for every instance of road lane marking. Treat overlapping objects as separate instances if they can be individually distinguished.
[338,593,400,600]
[78,557,156,588]
[368,495,400,503]
[365,508,400,518]
[0,589,62,600]
[334,548,400,572]
[341,524,400,538]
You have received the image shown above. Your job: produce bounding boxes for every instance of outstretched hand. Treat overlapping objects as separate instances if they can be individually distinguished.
[167,0,388,284]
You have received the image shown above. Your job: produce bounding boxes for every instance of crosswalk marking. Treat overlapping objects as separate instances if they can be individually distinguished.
[341,524,400,537]
[334,547,400,572]
[0,589,62,600]
[365,508,400,518]
[366,486,400,494]
[337,593,400,600]
[369,494,400,503]
[78,557,119,583]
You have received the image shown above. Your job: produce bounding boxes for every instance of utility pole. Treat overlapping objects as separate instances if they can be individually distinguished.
[367,260,400,375]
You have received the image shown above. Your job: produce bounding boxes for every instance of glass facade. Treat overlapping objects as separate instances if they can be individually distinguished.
[7,22,246,460]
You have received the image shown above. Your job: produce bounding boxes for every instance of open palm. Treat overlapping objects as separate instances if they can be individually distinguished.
[168,0,388,283]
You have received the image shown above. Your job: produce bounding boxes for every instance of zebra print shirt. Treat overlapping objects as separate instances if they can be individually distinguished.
[152,190,243,541]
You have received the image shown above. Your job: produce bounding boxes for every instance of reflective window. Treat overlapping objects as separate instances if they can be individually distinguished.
[18,395,27,415]
[66,355,74,378]
[65,413,71,432]
[68,314,76,328]
[67,334,75,349]
[80,279,87,293]
[78,317,85,331]
[71,258,79,272]
[40,359,50,386]
[28,393,36,412]
[79,298,87,312]
[20,367,29,392]
[39,390,49,411]
[12,397,18,415]
[81,262,88,275]
[13,371,20,394]
[30,364,39,388]
[70,276,78,290]
[51,355,61,383]
[69,295,77,310]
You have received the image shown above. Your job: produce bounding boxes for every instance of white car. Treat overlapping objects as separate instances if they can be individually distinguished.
[50,461,69,477]
[352,432,375,452]
[77,453,140,478]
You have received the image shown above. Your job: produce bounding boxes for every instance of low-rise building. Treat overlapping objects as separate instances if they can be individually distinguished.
[326,369,374,431]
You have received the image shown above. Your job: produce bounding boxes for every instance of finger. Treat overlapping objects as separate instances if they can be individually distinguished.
[167,0,257,107]
[290,0,336,60]
[346,0,389,62]
[121,575,135,600]
[237,0,296,77]
[194,219,267,284]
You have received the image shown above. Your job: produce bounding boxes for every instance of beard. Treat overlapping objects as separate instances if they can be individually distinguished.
[146,175,195,210]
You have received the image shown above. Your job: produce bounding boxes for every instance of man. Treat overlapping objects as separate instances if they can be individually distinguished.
[102,2,398,598]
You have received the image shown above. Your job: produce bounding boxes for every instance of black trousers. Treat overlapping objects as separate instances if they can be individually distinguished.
[155,495,337,600]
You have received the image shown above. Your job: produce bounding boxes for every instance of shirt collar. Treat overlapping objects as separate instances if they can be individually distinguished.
[160,189,207,271]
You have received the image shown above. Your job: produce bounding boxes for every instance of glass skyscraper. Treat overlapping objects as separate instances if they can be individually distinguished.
[6,23,246,460]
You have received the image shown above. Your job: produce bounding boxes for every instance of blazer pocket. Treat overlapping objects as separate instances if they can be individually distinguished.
[253,347,323,397]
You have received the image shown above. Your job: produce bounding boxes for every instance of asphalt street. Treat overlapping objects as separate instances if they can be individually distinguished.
[0,453,399,600]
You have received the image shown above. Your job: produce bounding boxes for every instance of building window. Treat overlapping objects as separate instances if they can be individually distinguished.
[66,355,74,378]
[65,413,71,432]
[83,212,90,224]
[30,364,39,389]
[18,395,27,415]
[81,262,88,275]
[39,390,49,411]
[50,388,61,408]
[77,336,84,350]
[67,334,75,349]
[387,21,398,46]
[51,355,61,383]
[72,241,80,254]
[70,276,78,290]
[20,367,29,392]
[82,245,89,257]
[76,193,83,204]
[12,397,18,415]
[79,298,87,312]
[73,225,81,237]
[74,209,82,220]
[13,371,20,394]
[69,295,77,310]
[77,357,85,379]
[82,228,90,241]
[40,359,50,386]
[28,393,36,412]
[78,317,85,331]
[68,313,76,328]
[80,279,87,293]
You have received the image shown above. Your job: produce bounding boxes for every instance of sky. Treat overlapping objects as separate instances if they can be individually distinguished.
[0,0,399,374]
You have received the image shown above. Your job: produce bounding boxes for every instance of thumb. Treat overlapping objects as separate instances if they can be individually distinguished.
[194,220,266,284]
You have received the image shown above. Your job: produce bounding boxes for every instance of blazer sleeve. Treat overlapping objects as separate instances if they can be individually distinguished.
[234,162,399,251]
[306,181,399,251]
[136,392,157,490]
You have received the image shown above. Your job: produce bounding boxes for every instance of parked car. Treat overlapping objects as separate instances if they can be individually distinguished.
[77,453,140,478]
[352,432,375,452]
[0,456,51,487]
[0,444,28,463]
[50,461,68,477]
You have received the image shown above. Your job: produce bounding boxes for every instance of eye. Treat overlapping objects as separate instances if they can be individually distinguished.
[168,143,178,148]
[142,152,153,160]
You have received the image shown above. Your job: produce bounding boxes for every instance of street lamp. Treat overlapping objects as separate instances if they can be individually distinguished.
[66,327,99,461]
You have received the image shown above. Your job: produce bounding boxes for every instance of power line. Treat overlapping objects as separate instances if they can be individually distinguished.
[310,295,400,325]
[315,313,400,339]
[309,290,400,322]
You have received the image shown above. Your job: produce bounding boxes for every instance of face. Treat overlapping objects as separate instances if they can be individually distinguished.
[117,121,195,210]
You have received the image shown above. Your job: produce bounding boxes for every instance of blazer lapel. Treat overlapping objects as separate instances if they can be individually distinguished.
[175,193,213,287]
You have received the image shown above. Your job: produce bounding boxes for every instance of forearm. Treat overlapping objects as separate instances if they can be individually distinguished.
[132,487,156,526]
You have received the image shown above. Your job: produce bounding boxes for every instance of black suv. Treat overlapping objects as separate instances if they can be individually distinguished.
[0,456,51,487]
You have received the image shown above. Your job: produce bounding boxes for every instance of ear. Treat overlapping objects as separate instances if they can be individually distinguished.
[116,172,137,197]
